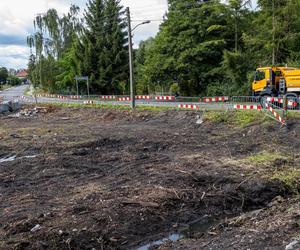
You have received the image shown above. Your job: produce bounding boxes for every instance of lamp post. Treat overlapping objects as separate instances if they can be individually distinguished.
[126,7,151,109]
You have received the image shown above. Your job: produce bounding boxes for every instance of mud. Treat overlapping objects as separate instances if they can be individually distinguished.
[0,107,300,249]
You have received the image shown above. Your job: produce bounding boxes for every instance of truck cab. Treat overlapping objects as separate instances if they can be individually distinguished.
[252,66,300,97]
[252,67,276,96]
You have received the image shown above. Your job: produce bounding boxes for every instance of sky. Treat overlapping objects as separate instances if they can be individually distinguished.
[0,0,256,70]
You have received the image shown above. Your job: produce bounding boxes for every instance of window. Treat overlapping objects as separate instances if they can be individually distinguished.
[254,70,265,81]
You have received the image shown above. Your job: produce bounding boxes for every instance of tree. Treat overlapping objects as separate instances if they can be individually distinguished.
[250,0,300,65]
[102,0,128,94]
[79,0,128,94]
[227,0,251,52]
[139,0,232,96]
[27,5,82,92]
[0,67,8,83]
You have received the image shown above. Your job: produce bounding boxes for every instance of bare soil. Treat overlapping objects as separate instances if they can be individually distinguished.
[0,106,300,250]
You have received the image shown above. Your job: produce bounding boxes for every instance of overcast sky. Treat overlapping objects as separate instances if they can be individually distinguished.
[0,0,256,69]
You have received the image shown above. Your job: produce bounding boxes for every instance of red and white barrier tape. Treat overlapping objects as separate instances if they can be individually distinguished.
[234,104,262,110]
[21,96,34,103]
[83,100,95,104]
[155,96,175,101]
[100,95,115,100]
[118,97,131,101]
[266,104,285,125]
[266,97,283,104]
[136,95,151,100]
[203,96,229,103]
[69,95,81,99]
[57,95,67,100]
[178,104,200,110]
[266,97,297,107]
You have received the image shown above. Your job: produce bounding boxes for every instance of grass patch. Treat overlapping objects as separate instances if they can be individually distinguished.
[203,111,231,123]
[0,84,12,91]
[34,102,175,112]
[246,151,289,165]
[272,169,300,194]
[287,111,300,119]
[203,110,268,127]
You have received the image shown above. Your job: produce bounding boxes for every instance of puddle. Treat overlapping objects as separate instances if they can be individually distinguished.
[0,154,38,163]
[137,233,183,250]
[136,215,221,250]
[23,155,38,159]
[0,155,17,163]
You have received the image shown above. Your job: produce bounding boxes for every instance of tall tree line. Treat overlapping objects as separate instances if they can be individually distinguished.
[27,0,300,96]
[27,0,128,95]
[135,0,300,96]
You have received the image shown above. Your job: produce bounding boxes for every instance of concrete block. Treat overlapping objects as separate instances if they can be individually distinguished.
[11,101,20,111]
[0,102,9,113]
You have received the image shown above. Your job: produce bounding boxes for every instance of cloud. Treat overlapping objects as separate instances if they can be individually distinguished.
[0,45,29,69]
[0,0,168,69]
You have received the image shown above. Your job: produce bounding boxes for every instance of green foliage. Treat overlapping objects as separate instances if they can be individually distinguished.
[79,0,128,94]
[246,151,288,164]
[203,110,266,127]
[27,0,300,96]
[138,0,233,96]
[272,169,300,194]
[7,75,21,86]
[135,0,300,96]
[0,67,8,83]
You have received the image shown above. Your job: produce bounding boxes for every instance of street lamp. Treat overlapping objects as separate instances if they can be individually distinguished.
[126,7,151,109]
[132,20,151,32]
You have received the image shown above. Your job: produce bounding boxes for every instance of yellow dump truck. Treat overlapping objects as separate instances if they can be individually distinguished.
[252,66,300,97]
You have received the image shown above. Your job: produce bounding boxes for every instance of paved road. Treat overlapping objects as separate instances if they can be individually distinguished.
[0,85,233,110]
[0,85,28,101]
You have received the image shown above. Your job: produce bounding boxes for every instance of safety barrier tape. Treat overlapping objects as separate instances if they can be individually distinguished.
[266,104,285,125]
[266,97,297,107]
[57,95,68,100]
[136,95,151,100]
[21,96,35,103]
[69,95,82,99]
[203,96,229,103]
[118,97,131,101]
[83,100,95,104]
[178,104,200,110]
[266,97,283,103]
[234,104,262,110]
[100,95,116,100]
[155,96,175,101]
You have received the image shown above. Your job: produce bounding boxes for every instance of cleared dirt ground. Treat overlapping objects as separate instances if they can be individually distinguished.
[1,106,300,250]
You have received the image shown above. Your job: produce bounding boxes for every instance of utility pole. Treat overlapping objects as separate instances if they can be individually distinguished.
[126,7,135,109]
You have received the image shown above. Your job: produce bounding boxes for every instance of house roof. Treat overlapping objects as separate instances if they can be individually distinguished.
[16,69,28,78]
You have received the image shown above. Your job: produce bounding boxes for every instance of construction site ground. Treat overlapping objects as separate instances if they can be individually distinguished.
[1,106,300,250]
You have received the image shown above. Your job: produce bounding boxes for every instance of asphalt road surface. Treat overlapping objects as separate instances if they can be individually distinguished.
[0,85,28,101]
[0,85,233,110]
